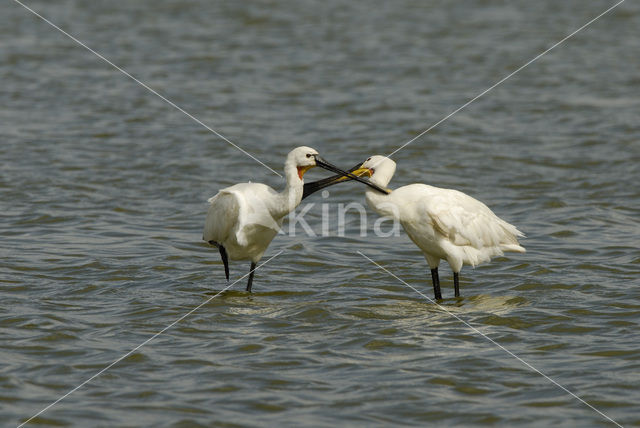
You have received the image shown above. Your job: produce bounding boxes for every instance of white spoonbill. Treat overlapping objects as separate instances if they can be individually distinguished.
[203,146,388,292]
[321,155,525,299]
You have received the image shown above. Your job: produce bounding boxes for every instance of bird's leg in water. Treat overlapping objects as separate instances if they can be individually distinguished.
[218,245,229,282]
[453,272,460,297]
[430,268,442,300]
[246,262,257,292]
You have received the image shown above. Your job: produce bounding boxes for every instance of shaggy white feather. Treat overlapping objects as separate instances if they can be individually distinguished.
[203,146,318,264]
[362,155,525,274]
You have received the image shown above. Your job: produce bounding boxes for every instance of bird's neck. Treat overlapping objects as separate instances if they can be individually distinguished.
[365,188,397,219]
[272,167,304,219]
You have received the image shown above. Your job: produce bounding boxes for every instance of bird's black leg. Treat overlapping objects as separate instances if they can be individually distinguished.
[430,268,442,300]
[246,262,257,292]
[453,272,460,297]
[218,245,229,282]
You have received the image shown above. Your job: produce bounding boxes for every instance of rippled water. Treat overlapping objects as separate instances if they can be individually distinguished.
[2,0,640,426]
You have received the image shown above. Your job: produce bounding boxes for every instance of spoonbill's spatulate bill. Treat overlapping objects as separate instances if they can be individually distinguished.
[301,163,362,200]
[203,146,388,292]
[316,155,525,299]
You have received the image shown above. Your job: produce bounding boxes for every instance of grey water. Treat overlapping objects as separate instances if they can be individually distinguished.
[2,0,639,426]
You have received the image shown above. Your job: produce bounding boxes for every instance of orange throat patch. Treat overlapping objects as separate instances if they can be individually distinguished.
[297,165,313,180]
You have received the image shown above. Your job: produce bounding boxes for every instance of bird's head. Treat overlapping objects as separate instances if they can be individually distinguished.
[285,147,391,196]
[286,146,320,180]
[352,155,396,187]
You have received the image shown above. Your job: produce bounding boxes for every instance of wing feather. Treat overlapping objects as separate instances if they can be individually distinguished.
[422,189,523,250]
[203,191,239,245]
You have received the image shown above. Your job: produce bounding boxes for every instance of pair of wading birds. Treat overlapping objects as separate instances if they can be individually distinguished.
[204,146,525,299]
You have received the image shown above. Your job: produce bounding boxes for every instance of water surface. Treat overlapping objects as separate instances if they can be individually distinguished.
[1,0,639,426]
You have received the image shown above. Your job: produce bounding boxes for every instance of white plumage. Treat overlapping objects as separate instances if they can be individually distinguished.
[203,146,320,292]
[204,183,282,264]
[355,155,525,299]
[203,146,384,292]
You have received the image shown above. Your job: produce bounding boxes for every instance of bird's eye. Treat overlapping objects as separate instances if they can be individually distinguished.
[366,157,371,161]
[306,154,312,158]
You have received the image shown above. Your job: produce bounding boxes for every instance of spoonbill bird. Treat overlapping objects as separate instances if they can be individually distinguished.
[320,155,525,299]
[203,146,388,292]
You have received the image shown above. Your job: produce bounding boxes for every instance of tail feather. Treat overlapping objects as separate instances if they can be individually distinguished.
[501,244,526,253]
